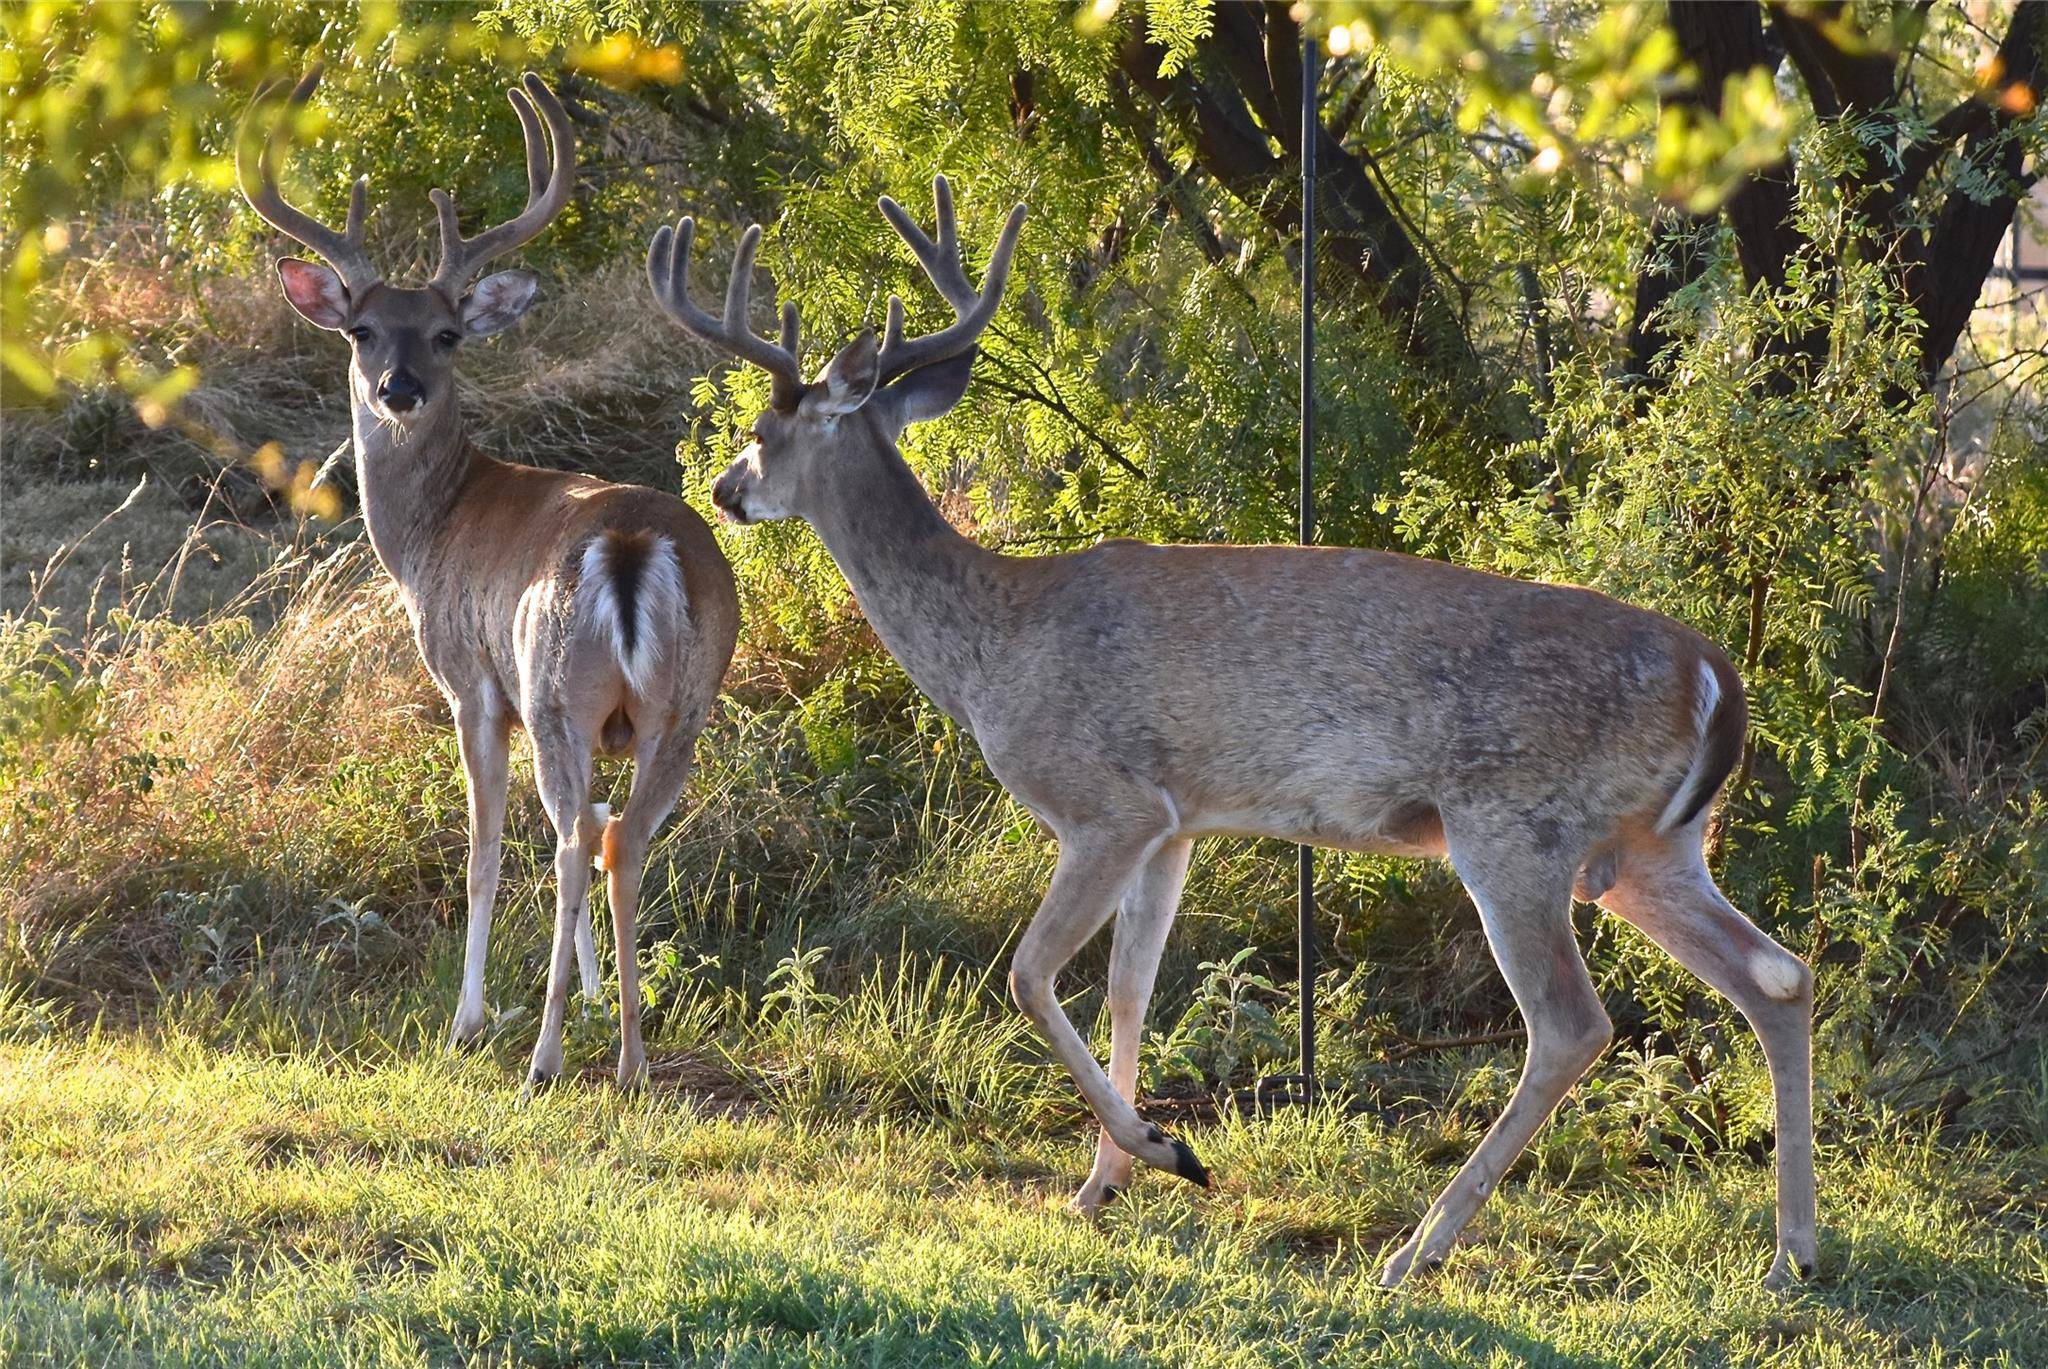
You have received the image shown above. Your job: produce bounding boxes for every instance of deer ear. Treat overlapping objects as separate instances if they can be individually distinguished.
[803,330,880,418]
[276,258,351,330]
[461,270,540,336]
[873,349,975,432]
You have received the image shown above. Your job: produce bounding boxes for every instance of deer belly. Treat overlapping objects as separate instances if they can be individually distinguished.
[1177,788,1446,856]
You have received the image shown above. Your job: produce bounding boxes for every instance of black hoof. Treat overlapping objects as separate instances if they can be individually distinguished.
[526,1070,556,1092]
[1143,1124,1211,1188]
[1100,1184,1122,1206]
[1167,1137,1210,1189]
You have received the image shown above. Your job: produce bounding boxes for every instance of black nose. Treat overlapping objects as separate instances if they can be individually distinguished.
[378,371,424,412]
[711,475,739,511]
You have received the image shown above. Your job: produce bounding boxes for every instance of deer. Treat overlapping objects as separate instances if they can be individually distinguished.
[647,177,1818,1288]
[237,69,738,1091]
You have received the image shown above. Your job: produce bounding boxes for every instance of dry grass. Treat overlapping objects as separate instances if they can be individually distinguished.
[0,544,452,1003]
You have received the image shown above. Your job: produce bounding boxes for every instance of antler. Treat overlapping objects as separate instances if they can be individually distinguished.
[428,73,576,294]
[646,217,805,410]
[875,175,1026,386]
[236,67,379,292]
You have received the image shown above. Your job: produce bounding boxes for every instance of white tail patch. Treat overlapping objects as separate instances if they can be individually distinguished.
[577,532,686,697]
[1654,657,1724,835]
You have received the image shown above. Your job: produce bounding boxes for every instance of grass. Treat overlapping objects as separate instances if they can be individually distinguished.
[1,1032,2042,1367]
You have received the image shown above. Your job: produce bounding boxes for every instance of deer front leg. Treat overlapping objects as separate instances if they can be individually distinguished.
[1076,837,1193,1215]
[1380,841,1609,1287]
[450,700,511,1050]
[1011,828,1209,1192]
[524,719,597,1093]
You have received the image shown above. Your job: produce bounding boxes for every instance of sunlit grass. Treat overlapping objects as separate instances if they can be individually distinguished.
[0,1034,2042,1367]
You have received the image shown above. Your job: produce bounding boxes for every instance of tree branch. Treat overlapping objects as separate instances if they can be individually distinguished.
[1628,1,1809,385]
[1907,0,2048,379]
[1114,5,1492,402]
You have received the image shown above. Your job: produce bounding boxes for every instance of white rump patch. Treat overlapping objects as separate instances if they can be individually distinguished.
[1750,946,1807,1002]
[577,533,686,697]
[1690,657,1721,736]
[1654,657,1726,834]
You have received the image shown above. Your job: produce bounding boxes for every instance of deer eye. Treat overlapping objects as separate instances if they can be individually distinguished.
[434,329,462,349]
[347,326,373,343]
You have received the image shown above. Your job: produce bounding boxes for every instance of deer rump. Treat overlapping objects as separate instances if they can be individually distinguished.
[575,528,690,754]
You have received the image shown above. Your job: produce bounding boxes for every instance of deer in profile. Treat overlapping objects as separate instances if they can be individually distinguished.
[238,69,738,1089]
[649,178,1816,1287]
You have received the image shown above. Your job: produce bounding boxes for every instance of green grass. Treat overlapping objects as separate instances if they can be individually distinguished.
[1,1033,2042,1367]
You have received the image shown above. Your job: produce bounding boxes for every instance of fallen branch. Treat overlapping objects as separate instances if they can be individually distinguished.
[1385,1027,1524,1061]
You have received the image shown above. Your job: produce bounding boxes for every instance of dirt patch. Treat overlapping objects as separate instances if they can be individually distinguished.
[579,1051,765,1120]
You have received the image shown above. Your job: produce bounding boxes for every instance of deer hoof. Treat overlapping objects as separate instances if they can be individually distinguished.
[1764,1248,1815,1291]
[1145,1126,1210,1189]
[1378,1237,1443,1289]
[447,1025,486,1053]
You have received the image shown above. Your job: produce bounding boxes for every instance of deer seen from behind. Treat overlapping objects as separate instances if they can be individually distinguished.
[238,69,738,1089]
[649,178,1817,1288]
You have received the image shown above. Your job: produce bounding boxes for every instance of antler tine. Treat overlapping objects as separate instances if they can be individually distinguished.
[646,215,805,409]
[428,72,576,293]
[235,65,380,291]
[883,295,907,354]
[778,299,801,359]
[878,175,977,311]
[509,86,550,199]
[875,177,1027,386]
[724,224,763,334]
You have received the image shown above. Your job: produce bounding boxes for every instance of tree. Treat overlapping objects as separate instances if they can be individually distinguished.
[1631,0,2046,387]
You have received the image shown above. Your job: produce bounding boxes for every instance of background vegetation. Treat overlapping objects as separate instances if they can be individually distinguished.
[3,2,2044,1363]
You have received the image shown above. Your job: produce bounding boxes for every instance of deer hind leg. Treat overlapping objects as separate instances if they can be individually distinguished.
[1075,836,1194,1215]
[1598,832,1816,1289]
[450,699,512,1050]
[1011,826,1209,1190]
[573,871,603,1004]
[523,716,599,1093]
[1381,832,1610,1288]
[599,725,701,1090]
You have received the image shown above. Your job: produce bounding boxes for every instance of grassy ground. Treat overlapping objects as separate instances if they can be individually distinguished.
[1,1033,2042,1367]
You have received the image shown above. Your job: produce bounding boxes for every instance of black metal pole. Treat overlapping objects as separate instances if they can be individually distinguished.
[1297,31,1319,1108]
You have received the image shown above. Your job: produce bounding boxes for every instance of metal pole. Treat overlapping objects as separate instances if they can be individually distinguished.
[1297,31,1319,1108]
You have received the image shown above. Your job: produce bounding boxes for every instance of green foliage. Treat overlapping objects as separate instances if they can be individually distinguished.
[1328,0,1797,212]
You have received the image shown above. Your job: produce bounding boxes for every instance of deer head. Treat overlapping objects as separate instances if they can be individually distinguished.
[648,177,1025,523]
[237,67,575,430]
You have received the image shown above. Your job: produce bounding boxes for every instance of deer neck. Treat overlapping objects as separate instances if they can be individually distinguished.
[806,434,1007,725]
[350,391,476,595]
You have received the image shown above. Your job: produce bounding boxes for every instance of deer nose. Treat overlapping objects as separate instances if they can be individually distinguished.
[711,473,740,513]
[378,370,424,412]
